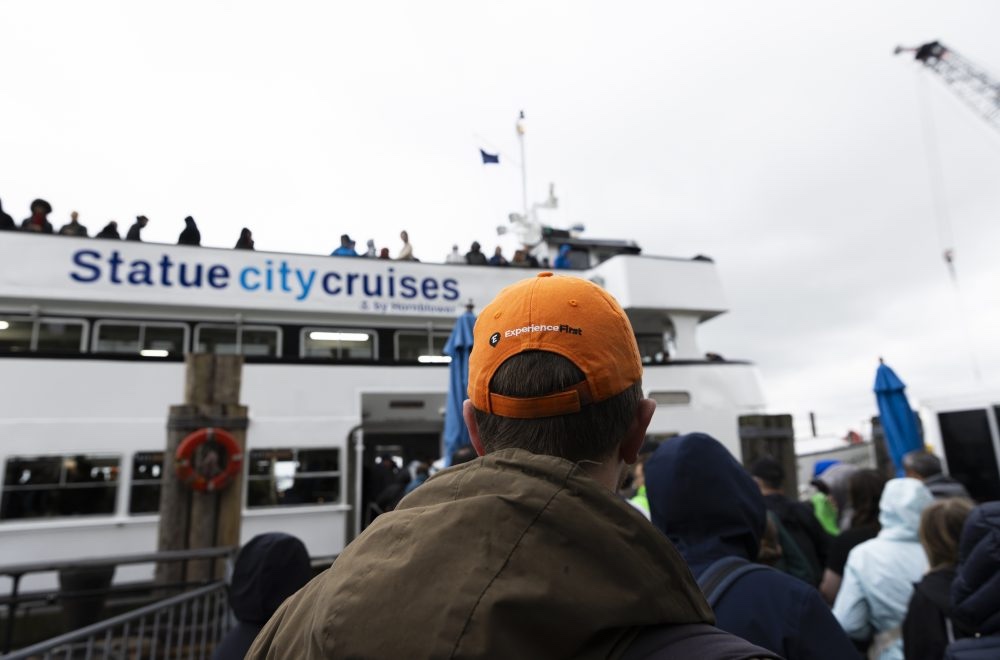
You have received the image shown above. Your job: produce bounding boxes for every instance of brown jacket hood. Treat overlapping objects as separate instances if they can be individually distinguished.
[248,448,713,659]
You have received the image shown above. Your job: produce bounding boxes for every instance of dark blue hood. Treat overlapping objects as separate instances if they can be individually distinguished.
[952,502,1000,635]
[646,433,766,574]
[229,533,313,625]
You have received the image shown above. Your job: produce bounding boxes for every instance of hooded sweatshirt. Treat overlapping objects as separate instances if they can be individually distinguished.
[646,433,857,660]
[212,533,312,660]
[833,478,933,660]
[247,448,714,660]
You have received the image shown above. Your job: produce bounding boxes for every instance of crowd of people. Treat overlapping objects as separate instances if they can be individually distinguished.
[0,196,256,249]
[202,273,1000,659]
[2,197,584,268]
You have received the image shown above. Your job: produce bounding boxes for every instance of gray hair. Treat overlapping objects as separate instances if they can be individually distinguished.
[903,450,942,478]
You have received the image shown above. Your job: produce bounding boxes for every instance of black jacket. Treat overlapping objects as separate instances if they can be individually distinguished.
[212,533,312,660]
[0,200,14,230]
[762,492,829,584]
[904,568,972,660]
[178,217,201,246]
[125,222,144,241]
[947,502,1000,657]
[95,223,121,239]
[647,433,858,660]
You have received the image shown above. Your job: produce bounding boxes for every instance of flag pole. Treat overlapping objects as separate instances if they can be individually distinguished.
[516,110,527,217]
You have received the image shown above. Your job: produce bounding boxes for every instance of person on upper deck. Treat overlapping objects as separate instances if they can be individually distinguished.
[833,478,933,660]
[246,274,775,660]
[235,228,255,250]
[21,198,54,233]
[553,243,572,269]
[95,221,121,239]
[904,450,972,500]
[58,210,89,237]
[0,198,16,230]
[488,246,508,266]
[126,215,148,241]
[647,432,859,660]
[396,230,414,260]
[178,216,201,246]
[331,234,358,257]
[465,240,487,265]
[363,239,376,257]
[446,244,464,264]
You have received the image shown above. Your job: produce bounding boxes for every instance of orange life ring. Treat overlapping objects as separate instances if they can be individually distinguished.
[175,427,243,493]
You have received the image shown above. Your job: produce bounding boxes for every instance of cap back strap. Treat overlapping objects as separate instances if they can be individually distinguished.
[487,380,593,419]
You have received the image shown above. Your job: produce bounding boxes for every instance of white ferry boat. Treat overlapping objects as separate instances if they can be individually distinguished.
[0,227,772,585]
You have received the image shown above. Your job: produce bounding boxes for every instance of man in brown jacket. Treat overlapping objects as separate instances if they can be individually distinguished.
[247,273,776,659]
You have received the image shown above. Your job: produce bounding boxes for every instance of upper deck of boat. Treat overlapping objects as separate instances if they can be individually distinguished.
[0,232,729,324]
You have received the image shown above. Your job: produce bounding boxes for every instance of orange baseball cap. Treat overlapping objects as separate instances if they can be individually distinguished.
[468,272,642,418]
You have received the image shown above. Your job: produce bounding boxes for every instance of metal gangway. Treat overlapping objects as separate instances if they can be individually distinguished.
[0,547,235,659]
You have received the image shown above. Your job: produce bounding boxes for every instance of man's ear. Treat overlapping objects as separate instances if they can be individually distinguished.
[463,400,486,457]
[620,398,656,464]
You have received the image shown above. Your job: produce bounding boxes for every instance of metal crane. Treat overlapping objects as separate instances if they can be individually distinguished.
[895,41,1000,134]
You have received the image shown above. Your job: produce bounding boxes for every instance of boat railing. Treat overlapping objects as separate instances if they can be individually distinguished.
[0,546,235,655]
[1,580,230,660]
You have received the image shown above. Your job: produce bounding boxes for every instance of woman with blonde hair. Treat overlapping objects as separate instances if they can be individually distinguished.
[902,497,975,660]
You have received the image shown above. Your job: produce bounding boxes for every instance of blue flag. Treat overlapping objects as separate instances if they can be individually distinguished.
[480,149,500,164]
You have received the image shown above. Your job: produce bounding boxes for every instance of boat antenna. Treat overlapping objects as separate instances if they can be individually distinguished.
[517,110,528,218]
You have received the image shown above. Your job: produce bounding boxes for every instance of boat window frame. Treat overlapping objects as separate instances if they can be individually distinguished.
[193,323,284,358]
[0,452,122,521]
[0,314,89,354]
[245,446,344,509]
[392,326,452,362]
[299,327,379,361]
[91,319,190,357]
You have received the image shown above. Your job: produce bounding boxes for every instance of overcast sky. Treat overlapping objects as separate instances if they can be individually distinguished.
[2,1,999,437]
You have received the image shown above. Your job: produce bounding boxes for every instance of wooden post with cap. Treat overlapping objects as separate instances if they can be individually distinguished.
[156,354,248,587]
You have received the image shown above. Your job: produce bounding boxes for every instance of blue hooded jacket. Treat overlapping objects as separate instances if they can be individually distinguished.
[646,433,858,659]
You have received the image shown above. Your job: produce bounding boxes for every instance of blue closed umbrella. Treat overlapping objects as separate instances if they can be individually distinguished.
[874,359,924,476]
[443,310,476,466]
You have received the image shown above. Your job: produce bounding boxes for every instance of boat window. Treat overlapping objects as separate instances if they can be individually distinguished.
[129,451,164,515]
[0,316,87,354]
[394,330,451,363]
[0,317,34,353]
[636,333,669,364]
[94,322,187,357]
[246,448,341,508]
[301,328,376,360]
[36,320,87,353]
[649,391,692,406]
[194,325,282,358]
[0,454,120,521]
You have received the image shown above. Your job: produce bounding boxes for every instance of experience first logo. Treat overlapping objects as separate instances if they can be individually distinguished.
[69,249,461,304]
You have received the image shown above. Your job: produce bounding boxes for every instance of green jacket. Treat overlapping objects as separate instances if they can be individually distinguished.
[248,448,713,659]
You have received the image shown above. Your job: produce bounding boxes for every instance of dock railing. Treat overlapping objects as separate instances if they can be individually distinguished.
[0,547,235,655]
[1,581,230,660]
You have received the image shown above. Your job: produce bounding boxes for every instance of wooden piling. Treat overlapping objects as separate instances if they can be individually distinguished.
[157,355,247,586]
